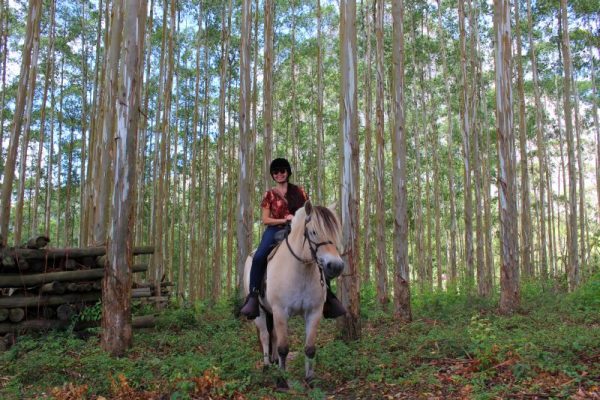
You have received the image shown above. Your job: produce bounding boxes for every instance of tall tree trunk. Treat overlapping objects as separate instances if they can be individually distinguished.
[92,0,123,246]
[44,60,57,238]
[411,67,424,292]
[31,0,56,236]
[526,0,547,280]
[56,57,64,245]
[374,0,388,306]
[155,0,176,301]
[199,23,211,300]
[0,0,42,245]
[375,0,389,306]
[555,73,568,272]
[0,0,7,174]
[213,0,232,303]
[361,0,373,285]
[571,72,586,275]
[226,77,236,293]
[339,0,361,340]
[559,0,579,291]
[515,0,532,279]
[185,1,202,302]
[263,0,274,192]
[101,0,146,357]
[78,0,89,247]
[82,0,105,247]
[436,0,458,289]
[237,0,253,289]
[481,80,494,293]
[391,0,411,321]
[290,1,299,171]
[14,0,41,244]
[458,0,474,290]
[316,0,325,203]
[465,0,486,296]
[494,0,520,314]
[592,51,600,226]
[65,127,74,245]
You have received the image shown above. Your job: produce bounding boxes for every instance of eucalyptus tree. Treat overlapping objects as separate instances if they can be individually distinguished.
[315,0,324,203]
[339,0,361,340]
[213,0,233,303]
[495,0,520,314]
[435,0,458,288]
[391,0,411,322]
[14,0,41,244]
[263,0,274,192]
[31,0,56,237]
[102,0,147,357]
[374,0,388,305]
[560,0,579,291]
[592,53,600,226]
[0,0,7,170]
[458,0,474,290]
[0,0,42,246]
[237,0,253,288]
[526,0,548,279]
[361,0,373,285]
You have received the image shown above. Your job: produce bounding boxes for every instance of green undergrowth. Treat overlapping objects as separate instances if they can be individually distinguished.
[1,275,599,399]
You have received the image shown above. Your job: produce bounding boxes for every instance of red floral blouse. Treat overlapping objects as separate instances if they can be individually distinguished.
[260,184,308,219]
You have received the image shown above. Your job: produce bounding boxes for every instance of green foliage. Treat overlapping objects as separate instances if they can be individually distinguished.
[467,314,497,366]
[1,284,599,398]
[78,300,102,322]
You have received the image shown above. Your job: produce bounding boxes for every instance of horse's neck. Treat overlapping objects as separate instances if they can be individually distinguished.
[287,227,308,256]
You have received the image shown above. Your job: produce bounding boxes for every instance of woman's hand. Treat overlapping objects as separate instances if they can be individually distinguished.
[285,214,293,222]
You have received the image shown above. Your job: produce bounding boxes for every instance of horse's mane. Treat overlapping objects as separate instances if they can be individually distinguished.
[291,205,342,248]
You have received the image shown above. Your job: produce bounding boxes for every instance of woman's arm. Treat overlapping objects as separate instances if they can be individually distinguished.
[261,206,292,226]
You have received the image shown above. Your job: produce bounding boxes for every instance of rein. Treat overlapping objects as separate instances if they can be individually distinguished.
[284,216,336,287]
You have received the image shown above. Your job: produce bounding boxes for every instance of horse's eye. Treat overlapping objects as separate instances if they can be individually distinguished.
[311,230,317,236]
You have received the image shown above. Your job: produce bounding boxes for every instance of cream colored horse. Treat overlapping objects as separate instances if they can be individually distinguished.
[243,201,344,388]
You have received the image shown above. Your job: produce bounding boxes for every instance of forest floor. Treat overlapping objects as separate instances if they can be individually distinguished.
[1,275,599,400]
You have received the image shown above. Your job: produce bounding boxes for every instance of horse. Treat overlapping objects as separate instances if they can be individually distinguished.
[243,200,345,388]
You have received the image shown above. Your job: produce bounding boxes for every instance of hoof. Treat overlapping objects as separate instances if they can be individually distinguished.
[276,377,289,391]
[304,376,315,388]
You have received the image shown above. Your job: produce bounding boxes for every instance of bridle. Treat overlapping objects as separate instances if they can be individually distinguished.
[284,215,337,287]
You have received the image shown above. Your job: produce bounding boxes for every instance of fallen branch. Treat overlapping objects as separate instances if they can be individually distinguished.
[0,315,156,334]
[2,246,154,261]
[0,264,148,288]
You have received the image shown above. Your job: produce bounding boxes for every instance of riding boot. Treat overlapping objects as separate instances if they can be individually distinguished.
[240,291,260,320]
[323,287,347,319]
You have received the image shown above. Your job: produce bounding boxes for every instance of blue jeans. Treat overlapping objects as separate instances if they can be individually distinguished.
[249,225,286,293]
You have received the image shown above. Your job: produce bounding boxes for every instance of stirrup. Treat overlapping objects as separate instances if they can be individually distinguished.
[240,292,260,320]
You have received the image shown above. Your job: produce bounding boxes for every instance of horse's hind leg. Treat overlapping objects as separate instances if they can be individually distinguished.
[303,312,322,385]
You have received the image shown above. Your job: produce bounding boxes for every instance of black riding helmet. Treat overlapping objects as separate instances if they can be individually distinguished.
[270,158,292,179]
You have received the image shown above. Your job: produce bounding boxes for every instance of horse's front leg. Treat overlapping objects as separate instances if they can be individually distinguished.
[273,307,290,390]
[303,310,322,385]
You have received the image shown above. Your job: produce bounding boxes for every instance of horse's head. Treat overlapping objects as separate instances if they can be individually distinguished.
[295,201,345,280]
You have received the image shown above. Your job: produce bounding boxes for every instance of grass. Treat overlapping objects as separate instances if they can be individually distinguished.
[1,275,599,399]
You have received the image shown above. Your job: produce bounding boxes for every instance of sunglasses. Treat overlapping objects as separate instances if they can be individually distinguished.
[272,169,287,175]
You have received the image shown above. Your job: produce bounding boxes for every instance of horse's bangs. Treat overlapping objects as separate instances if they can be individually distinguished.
[312,206,342,247]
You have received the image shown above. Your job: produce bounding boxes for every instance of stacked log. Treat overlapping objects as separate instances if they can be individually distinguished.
[0,236,163,344]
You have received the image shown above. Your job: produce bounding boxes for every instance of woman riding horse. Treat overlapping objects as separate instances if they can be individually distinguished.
[240,158,346,320]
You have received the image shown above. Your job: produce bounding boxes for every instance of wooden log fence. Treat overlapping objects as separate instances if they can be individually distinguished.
[0,237,166,345]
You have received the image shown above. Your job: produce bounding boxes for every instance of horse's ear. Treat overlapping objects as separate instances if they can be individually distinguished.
[304,200,313,216]
[327,202,337,214]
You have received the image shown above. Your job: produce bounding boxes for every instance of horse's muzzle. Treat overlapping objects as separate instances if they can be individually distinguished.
[321,257,345,280]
